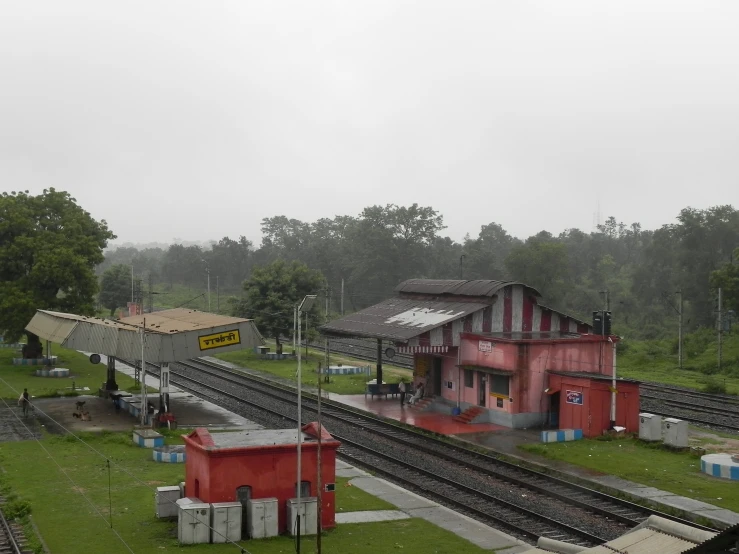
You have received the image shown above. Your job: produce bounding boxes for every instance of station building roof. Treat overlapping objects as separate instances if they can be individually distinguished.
[320,297,489,342]
[25,308,264,363]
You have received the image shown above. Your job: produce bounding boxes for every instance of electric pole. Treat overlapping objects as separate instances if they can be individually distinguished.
[324,286,331,373]
[677,289,683,370]
[718,287,723,372]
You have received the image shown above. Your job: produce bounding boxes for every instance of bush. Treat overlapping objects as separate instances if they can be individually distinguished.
[702,377,727,395]
[5,499,31,519]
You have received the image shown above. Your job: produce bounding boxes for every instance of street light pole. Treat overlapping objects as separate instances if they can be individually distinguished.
[295,294,317,553]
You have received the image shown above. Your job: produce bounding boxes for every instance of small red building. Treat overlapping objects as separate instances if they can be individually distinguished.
[546,371,640,437]
[183,423,341,533]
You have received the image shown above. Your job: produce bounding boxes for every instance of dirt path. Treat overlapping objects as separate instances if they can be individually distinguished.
[0,405,41,442]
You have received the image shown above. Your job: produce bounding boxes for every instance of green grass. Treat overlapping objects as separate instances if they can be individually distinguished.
[520,436,739,512]
[215,341,411,395]
[618,330,739,394]
[0,431,489,554]
[334,476,397,512]
[0,347,151,400]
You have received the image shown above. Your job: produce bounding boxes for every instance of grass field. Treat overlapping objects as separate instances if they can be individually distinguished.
[215,341,412,395]
[0,347,147,400]
[0,431,490,554]
[520,435,739,513]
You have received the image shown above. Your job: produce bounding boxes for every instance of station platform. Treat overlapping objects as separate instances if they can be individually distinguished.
[338,394,507,435]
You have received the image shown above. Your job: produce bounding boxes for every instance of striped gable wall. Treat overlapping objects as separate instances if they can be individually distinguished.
[401,284,588,349]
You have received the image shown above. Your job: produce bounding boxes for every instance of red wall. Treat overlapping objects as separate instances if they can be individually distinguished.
[549,374,639,437]
[184,427,340,532]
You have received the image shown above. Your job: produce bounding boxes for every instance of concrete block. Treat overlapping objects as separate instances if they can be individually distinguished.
[540,429,583,443]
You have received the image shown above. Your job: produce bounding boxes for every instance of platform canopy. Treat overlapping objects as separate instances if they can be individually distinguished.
[25,308,265,363]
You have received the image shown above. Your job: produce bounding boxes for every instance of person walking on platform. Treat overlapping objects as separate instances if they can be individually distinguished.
[399,378,407,407]
[18,388,30,417]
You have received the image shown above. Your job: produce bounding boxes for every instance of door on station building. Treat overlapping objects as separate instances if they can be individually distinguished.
[432,357,442,396]
[478,373,487,407]
[236,485,252,535]
[549,392,560,428]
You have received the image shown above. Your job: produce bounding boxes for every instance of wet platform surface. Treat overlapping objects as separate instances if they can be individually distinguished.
[337,394,507,435]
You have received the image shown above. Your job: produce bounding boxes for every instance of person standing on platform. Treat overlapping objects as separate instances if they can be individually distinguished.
[399,378,407,407]
[18,388,29,417]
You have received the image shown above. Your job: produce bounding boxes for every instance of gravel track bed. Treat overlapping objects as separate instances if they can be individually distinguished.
[640,397,739,431]
[170,361,635,543]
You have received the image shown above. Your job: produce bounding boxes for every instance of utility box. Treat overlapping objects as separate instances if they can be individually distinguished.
[247,498,279,539]
[155,486,181,518]
[177,498,211,545]
[210,502,242,543]
[638,413,662,442]
[286,498,318,537]
[663,417,688,448]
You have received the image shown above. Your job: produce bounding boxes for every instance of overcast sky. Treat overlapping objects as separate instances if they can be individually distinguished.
[1,1,737,247]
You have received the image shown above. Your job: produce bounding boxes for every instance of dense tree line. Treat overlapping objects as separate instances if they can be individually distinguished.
[99,203,739,341]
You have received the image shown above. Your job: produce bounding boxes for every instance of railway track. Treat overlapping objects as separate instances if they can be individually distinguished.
[133,357,715,546]
[0,502,28,554]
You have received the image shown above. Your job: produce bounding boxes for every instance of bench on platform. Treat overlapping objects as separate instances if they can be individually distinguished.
[365,383,401,399]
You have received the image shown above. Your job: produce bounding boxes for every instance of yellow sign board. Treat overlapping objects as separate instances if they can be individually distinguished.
[198,329,241,351]
[414,356,428,377]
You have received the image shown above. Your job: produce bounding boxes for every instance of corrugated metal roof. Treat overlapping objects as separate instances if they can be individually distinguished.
[25,309,265,363]
[319,298,489,341]
[547,370,641,384]
[518,516,715,554]
[394,279,541,298]
[118,308,249,333]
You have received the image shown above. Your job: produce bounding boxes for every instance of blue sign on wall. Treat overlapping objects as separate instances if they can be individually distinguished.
[566,390,583,405]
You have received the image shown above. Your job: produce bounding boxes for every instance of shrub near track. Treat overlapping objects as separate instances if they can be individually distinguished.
[0,431,490,554]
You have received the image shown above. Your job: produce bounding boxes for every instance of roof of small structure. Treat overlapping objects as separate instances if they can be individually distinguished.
[547,369,640,384]
[25,308,264,363]
[184,425,338,451]
[519,515,715,554]
[320,297,488,341]
[395,279,541,298]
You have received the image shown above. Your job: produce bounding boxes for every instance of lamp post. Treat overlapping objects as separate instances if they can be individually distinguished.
[295,294,317,553]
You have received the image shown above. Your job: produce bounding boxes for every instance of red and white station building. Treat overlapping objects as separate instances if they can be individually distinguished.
[321,279,638,434]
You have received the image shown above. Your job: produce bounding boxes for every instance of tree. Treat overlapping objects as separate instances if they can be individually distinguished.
[232,260,325,354]
[99,264,132,316]
[0,189,115,355]
[710,248,739,313]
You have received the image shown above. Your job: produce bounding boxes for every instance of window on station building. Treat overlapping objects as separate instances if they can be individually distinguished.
[295,480,311,498]
[464,369,474,388]
[490,375,510,397]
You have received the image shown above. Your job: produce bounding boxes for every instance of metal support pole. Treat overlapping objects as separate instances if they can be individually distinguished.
[105,355,118,391]
[296,304,302,551]
[304,311,308,358]
[140,319,147,427]
[159,362,170,414]
[207,268,211,312]
[610,338,617,429]
[376,339,383,386]
[293,305,297,353]
[316,361,323,553]
[216,276,220,314]
[324,287,330,376]
[718,287,723,372]
[677,289,683,370]
[340,278,345,315]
